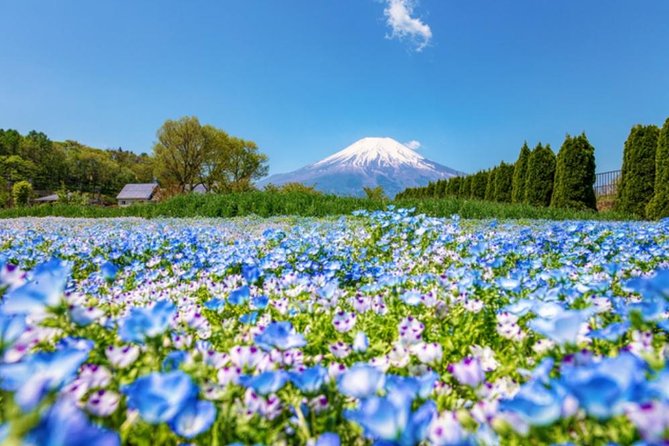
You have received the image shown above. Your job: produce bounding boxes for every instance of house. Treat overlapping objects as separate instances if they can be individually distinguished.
[33,194,59,203]
[116,183,158,207]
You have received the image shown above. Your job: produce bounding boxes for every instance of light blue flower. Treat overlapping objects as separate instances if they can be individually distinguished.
[1,259,70,315]
[24,399,119,446]
[338,363,385,399]
[290,366,327,394]
[251,295,269,309]
[315,432,340,446]
[240,371,289,395]
[118,299,176,343]
[122,371,198,424]
[400,290,422,306]
[353,331,369,353]
[0,342,92,411]
[527,309,590,345]
[242,263,260,284]
[588,321,630,342]
[169,399,217,439]
[228,285,251,305]
[100,261,119,281]
[0,313,26,349]
[500,379,563,426]
[254,321,306,351]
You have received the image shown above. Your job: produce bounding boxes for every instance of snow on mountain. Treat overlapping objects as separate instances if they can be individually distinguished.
[258,137,463,198]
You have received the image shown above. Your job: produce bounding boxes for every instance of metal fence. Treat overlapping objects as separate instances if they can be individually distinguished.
[594,170,621,197]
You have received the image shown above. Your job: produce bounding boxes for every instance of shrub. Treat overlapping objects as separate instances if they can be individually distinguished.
[525,144,556,207]
[511,143,531,203]
[493,162,514,203]
[615,125,659,217]
[12,180,33,207]
[551,133,597,210]
[646,118,669,219]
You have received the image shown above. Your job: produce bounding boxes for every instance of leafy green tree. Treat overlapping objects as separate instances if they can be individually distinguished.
[12,180,33,207]
[511,142,531,203]
[0,155,37,183]
[471,171,489,200]
[485,167,497,201]
[0,129,21,156]
[551,133,597,210]
[493,162,514,203]
[525,143,556,207]
[447,177,462,197]
[154,117,210,192]
[647,118,669,219]
[615,125,659,217]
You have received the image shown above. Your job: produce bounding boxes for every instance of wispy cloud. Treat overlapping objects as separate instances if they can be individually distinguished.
[404,140,422,150]
[383,0,432,52]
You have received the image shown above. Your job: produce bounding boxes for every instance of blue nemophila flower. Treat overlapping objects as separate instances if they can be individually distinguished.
[251,295,269,309]
[118,299,176,343]
[0,313,26,349]
[527,309,591,345]
[560,351,647,419]
[239,311,258,325]
[240,371,289,395]
[203,297,225,311]
[1,258,70,315]
[0,341,92,411]
[24,399,119,446]
[228,285,251,305]
[338,363,385,399]
[242,263,260,284]
[588,321,631,342]
[254,321,306,351]
[290,366,327,394]
[168,399,217,439]
[162,350,188,371]
[123,370,197,423]
[623,269,669,300]
[100,261,119,281]
[353,331,369,353]
[315,432,341,446]
[400,289,422,306]
[345,392,436,445]
[500,379,564,426]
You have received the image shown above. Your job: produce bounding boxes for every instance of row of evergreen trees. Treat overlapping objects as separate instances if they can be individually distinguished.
[615,118,669,219]
[397,134,597,211]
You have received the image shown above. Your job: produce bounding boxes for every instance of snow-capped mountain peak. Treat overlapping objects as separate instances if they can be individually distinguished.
[258,137,462,197]
[313,137,427,169]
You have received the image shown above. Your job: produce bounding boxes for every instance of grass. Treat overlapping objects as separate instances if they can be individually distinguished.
[0,191,636,221]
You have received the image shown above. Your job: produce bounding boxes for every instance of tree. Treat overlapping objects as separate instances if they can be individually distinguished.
[471,171,489,200]
[647,118,669,219]
[484,167,497,201]
[363,186,388,201]
[493,162,514,203]
[0,155,37,183]
[615,125,659,217]
[12,181,33,207]
[154,117,210,192]
[525,143,556,207]
[551,133,597,210]
[511,142,531,203]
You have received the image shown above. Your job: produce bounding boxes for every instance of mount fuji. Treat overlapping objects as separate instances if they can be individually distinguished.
[258,137,462,197]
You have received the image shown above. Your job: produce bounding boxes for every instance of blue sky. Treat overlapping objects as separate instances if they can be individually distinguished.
[1,0,668,175]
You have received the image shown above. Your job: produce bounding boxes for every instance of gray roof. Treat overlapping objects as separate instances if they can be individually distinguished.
[116,183,158,200]
[192,184,208,193]
[34,194,59,202]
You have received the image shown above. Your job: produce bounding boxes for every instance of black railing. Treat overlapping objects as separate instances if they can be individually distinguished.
[594,170,621,197]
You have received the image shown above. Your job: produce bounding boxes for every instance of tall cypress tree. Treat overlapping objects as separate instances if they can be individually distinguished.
[551,133,597,210]
[471,171,488,200]
[647,118,669,219]
[494,162,514,203]
[615,125,659,217]
[511,142,531,203]
[485,167,498,201]
[525,143,556,207]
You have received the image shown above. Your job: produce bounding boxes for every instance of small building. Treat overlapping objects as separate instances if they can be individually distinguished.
[34,194,59,204]
[116,183,158,207]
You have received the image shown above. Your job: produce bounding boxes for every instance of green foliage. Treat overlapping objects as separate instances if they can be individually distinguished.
[363,186,388,201]
[484,168,497,201]
[264,182,322,195]
[647,118,669,219]
[493,162,514,203]
[525,143,556,207]
[551,133,597,210]
[11,180,33,207]
[615,124,659,217]
[471,171,489,200]
[511,142,531,203]
[0,190,634,221]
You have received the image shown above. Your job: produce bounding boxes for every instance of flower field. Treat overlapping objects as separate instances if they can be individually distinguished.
[0,209,668,445]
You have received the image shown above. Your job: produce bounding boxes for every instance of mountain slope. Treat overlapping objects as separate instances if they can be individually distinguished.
[258,137,462,197]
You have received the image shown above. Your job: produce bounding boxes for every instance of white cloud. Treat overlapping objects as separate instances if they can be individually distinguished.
[404,140,422,150]
[383,0,432,52]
